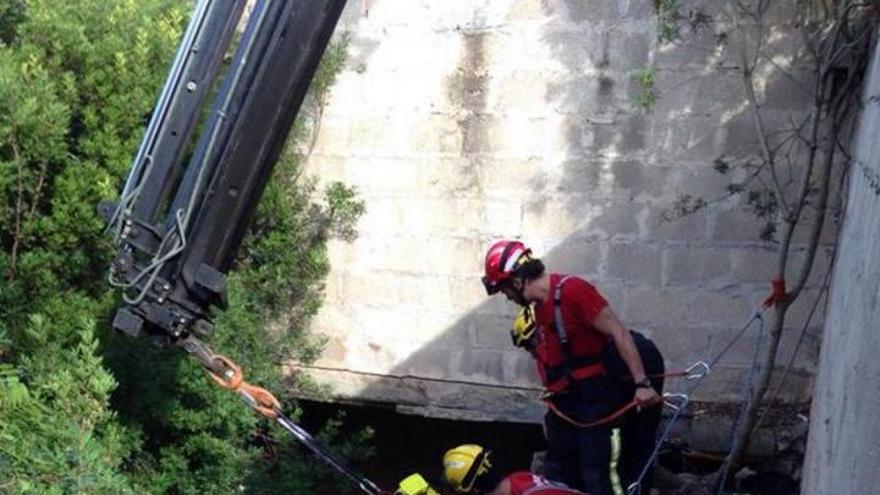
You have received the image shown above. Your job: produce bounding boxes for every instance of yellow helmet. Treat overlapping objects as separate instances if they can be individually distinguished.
[443,444,492,493]
[511,305,537,349]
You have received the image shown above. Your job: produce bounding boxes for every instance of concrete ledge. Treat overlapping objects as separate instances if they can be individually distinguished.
[287,364,546,424]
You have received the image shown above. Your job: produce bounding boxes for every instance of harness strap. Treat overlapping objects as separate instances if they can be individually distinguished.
[552,275,573,349]
[544,355,603,383]
[547,275,604,388]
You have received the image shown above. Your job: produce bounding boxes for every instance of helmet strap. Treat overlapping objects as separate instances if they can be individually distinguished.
[460,450,492,492]
[502,278,529,307]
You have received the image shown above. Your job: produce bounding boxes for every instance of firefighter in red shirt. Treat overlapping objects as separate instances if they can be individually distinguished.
[443,444,586,495]
[481,240,663,495]
[512,305,665,495]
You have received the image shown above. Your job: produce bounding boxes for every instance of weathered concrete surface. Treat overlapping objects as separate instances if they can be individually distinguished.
[291,0,830,422]
[801,41,880,495]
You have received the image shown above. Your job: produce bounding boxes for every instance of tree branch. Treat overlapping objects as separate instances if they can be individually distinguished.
[720,0,867,471]
[758,54,815,96]
[10,134,24,277]
[736,3,798,218]
[791,32,869,296]
[786,29,829,231]
[789,127,836,299]
[27,161,48,221]
[742,58,793,215]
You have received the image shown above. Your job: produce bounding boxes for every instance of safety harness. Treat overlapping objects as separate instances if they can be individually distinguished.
[541,275,605,392]
[540,275,674,429]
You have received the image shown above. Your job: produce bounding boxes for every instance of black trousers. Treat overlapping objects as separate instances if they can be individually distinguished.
[616,334,665,493]
[544,374,618,494]
[543,332,665,495]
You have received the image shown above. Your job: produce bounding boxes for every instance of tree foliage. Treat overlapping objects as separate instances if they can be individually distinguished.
[0,312,137,494]
[0,1,366,493]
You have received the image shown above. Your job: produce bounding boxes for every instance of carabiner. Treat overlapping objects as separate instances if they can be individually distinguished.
[685,360,710,380]
[663,393,689,412]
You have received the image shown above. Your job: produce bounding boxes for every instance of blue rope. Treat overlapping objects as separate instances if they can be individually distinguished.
[626,310,766,495]
[716,313,766,494]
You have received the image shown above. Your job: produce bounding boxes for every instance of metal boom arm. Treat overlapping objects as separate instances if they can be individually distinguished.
[104,0,347,340]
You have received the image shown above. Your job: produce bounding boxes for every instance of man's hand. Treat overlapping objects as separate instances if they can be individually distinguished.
[634,386,660,412]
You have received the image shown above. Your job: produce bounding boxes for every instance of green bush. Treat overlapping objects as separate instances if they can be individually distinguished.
[1,1,366,493]
[0,313,138,494]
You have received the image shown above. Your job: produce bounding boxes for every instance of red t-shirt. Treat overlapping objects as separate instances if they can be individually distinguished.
[531,274,609,387]
[505,471,586,494]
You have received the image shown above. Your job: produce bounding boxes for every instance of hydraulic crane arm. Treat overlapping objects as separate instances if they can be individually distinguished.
[100,4,397,494]
[103,0,347,341]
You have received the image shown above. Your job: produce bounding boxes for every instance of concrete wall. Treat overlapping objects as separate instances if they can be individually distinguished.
[291,0,831,422]
[801,40,880,495]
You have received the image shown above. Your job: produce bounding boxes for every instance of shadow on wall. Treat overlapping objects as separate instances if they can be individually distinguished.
[302,0,828,425]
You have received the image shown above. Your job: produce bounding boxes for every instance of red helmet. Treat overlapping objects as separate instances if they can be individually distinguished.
[482,240,532,295]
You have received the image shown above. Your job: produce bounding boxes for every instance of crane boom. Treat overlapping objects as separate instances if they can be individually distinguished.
[103,0,347,341]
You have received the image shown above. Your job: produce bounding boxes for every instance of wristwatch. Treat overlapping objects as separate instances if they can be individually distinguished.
[634,378,652,389]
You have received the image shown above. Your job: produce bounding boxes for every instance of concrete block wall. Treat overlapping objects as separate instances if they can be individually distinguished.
[802,40,880,495]
[290,0,832,422]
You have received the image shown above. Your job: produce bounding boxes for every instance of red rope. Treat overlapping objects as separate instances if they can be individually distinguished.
[544,396,662,429]
[762,277,787,308]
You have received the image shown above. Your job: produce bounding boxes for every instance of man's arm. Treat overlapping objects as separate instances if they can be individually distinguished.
[591,306,660,405]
